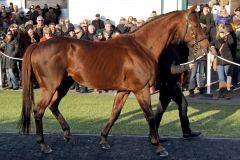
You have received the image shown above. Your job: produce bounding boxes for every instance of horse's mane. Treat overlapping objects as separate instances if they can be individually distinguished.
[129,10,182,34]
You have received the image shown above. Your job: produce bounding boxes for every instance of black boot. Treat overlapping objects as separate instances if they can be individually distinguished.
[199,87,206,94]
[225,90,231,100]
[183,131,201,139]
[189,89,195,97]
[218,88,224,98]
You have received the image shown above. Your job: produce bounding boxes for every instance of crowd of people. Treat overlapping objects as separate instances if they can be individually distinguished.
[0,2,240,100]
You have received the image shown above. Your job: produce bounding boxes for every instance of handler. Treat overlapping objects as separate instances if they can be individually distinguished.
[155,43,201,139]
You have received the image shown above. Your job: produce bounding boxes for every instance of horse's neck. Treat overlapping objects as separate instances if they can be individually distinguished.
[133,12,182,61]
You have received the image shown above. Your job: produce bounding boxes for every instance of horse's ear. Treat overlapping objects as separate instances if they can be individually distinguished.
[187,4,197,15]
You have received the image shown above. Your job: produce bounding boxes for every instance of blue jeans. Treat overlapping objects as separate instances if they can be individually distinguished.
[6,68,19,88]
[188,61,206,90]
[217,65,230,83]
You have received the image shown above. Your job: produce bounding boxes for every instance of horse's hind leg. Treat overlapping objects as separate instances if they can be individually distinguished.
[49,76,74,141]
[134,85,168,156]
[100,91,130,149]
[34,89,55,153]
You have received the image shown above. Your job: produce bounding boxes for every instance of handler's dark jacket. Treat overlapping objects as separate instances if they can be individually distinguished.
[156,44,190,89]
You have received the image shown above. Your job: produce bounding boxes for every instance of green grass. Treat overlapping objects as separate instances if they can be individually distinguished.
[0,90,240,137]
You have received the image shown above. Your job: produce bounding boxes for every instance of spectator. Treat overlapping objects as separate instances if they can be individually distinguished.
[211,23,234,99]
[80,19,90,34]
[94,29,105,41]
[55,24,63,36]
[116,17,128,33]
[111,29,121,38]
[92,13,104,30]
[210,1,221,21]
[0,30,19,90]
[74,26,84,39]
[45,7,56,24]
[8,24,19,41]
[68,30,75,38]
[199,4,214,40]
[48,22,56,36]
[54,4,62,23]
[24,19,33,27]
[83,24,95,41]
[103,22,113,39]
[40,26,53,42]
[137,19,145,27]
[215,7,232,26]
[15,11,26,25]
[151,10,157,17]
[233,7,240,22]
[19,24,40,58]
[0,5,9,31]
[42,4,49,19]
[103,30,110,40]
[188,57,207,97]
[58,18,65,28]
[62,18,74,35]
[147,10,157,21]
[34,15,45,38]
[125,16,134,32]
[130,18,138,32]
[73,26,89,93]
[31,5,41,24]
[25,5,34,21]
[0,31,7,87]
[231,20,240,88]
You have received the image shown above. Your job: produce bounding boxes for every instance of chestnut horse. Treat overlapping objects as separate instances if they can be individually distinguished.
[20,5,209,157]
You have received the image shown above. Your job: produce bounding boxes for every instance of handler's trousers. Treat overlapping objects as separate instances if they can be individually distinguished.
[155,83,191,134]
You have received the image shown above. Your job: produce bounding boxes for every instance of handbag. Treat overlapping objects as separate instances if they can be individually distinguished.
[212,57,218,71]
[212,43,224,71]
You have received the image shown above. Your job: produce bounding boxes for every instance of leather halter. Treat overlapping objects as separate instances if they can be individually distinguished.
[182,12,208,59]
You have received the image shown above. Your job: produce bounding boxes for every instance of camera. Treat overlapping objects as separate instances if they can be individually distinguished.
[0,31,6,40]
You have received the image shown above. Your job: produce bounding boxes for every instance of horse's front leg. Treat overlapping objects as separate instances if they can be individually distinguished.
[134,85,168,157]
[100,91,130,149]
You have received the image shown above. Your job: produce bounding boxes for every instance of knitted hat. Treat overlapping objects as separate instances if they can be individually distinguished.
[95,29,103,36]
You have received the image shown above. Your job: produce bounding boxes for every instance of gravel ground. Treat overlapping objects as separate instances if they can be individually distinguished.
[0,133,240,160]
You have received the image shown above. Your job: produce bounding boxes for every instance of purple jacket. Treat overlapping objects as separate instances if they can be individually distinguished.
[215,15,232,26]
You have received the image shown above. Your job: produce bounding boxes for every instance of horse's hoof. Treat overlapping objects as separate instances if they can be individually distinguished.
[64,130,71,142]
[100,143,111,150]
[64,137,70,142]
[157,149,168,157]
[41,144,53,153]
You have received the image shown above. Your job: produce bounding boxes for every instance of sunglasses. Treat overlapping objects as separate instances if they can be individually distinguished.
[38,20,44,21]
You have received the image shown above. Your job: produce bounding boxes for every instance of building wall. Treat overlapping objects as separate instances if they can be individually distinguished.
[188,0,209,5]
[161,0,185,14]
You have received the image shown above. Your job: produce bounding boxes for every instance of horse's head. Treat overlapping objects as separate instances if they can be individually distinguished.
[177,5,210,60]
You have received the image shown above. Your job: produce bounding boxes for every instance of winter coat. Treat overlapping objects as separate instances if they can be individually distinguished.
[2,38,19,69]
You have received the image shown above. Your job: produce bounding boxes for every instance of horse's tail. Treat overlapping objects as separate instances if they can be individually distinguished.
[19,43,38,134]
